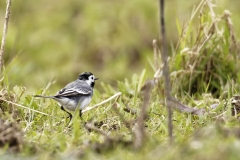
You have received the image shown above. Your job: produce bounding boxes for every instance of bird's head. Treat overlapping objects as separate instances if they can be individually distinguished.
[78,72,98,87]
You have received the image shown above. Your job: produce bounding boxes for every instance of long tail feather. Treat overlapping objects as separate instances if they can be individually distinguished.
[34,95,54,98]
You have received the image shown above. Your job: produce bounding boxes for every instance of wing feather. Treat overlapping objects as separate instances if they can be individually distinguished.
[55,80,92,97]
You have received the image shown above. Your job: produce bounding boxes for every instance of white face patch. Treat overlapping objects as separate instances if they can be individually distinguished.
[85,75,95,86]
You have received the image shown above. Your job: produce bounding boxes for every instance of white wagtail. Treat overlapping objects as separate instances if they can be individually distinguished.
[34,72,98,120]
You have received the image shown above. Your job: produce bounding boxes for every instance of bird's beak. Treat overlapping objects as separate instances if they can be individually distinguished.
[94,77,99,80]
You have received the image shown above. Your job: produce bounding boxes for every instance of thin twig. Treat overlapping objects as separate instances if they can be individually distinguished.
[0,0,12,72]
[167,97,206,116]
[159,0,173,143]
[132,80,153,149]
[82,92,122,113]
[190,0,205,21]
[0,98,51,116]
[84,122,111,138]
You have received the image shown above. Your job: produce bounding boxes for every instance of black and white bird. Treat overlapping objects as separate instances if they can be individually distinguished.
[34,72,98,120]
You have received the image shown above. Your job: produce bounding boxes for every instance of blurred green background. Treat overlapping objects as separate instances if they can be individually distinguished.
[0,0,239,93]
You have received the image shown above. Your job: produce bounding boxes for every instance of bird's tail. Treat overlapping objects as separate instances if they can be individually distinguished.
[34,95,54,98]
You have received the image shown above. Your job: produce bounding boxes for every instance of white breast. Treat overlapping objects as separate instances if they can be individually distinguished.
[79,96,92,110]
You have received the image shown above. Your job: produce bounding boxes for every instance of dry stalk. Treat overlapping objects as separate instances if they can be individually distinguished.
[221,10,237,51]
[132,79,153,149]
[84,122,110,139]
[82,92,122,113]
[0,0,12,72]
[167,97,206,116]
[0,97,51,116]
[159,0,173,143]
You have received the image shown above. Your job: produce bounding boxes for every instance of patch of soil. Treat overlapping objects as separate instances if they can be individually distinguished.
[0,119,23,152]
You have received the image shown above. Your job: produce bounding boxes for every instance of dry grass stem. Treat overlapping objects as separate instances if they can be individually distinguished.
[0,0,12,72]
[159,0,173,143]
[85,122,110,138]
[82,92,122,113]
[133,79,153,149]
[168,97,206,116]
[0,98,51,116]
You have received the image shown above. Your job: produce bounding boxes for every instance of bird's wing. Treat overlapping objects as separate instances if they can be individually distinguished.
[55,80,92,97]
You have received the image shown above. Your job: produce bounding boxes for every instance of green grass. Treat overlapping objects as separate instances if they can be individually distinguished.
[1,70,240,159]
[1,0,240,159]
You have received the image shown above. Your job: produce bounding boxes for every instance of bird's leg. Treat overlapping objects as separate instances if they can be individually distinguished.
[61,106,72,121]
[79,110,83,119]
[79,110,86,125]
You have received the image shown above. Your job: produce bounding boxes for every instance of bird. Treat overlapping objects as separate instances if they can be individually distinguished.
[34,72,98,121]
